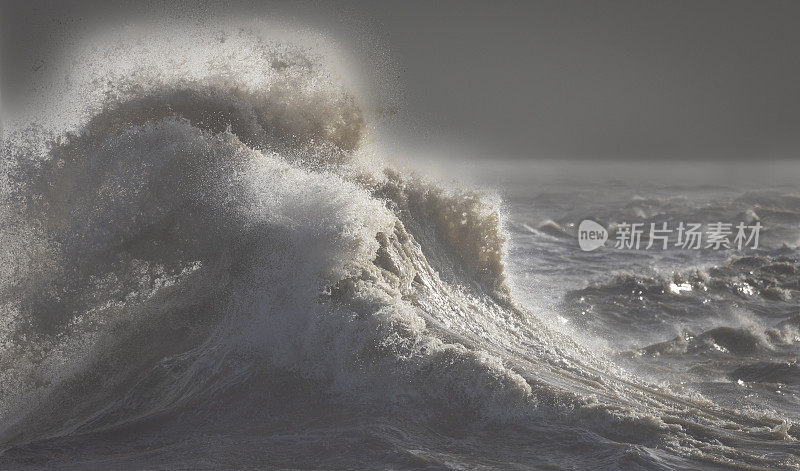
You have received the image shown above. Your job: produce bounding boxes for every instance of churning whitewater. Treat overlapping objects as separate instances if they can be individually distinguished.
[1,25,798,470]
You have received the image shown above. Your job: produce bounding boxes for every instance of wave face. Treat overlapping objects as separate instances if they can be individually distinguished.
[1,26,799,470]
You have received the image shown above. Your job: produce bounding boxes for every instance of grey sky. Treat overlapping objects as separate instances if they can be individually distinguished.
[3,0,799,160]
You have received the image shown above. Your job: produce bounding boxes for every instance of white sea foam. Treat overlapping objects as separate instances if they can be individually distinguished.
[0,23,797,470]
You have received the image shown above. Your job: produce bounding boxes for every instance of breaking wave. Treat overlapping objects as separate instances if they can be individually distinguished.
[1,24,798,470]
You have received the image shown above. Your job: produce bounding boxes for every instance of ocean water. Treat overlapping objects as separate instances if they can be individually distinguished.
[1,26,800,470]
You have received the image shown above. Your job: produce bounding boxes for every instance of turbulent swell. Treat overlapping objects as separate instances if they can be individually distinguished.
[1,25,799,470]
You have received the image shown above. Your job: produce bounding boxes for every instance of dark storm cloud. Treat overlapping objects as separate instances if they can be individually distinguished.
[2,0,799,159]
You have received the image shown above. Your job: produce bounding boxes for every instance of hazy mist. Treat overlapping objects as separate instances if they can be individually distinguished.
[3,0,799,160]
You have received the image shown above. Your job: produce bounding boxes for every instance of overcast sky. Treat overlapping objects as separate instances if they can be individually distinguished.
[3,0,800,160]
